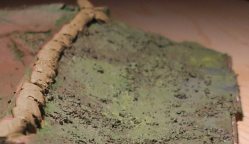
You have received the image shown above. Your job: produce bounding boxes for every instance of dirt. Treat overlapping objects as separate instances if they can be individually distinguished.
[0,4,77,119]
[29,21,241,144]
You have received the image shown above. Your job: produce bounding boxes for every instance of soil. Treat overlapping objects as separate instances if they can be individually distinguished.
[0,4,77,119]
[31,21,241,144]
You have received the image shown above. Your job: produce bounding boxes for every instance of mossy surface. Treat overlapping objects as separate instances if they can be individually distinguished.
[33,22,241,144]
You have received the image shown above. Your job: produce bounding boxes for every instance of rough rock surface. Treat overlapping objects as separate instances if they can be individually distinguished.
[32,21,241,144]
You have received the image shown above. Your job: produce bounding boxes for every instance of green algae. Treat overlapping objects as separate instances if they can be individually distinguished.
[33,21,241,144]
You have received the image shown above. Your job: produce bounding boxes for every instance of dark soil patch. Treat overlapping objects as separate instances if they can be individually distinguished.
[32,21,241,144]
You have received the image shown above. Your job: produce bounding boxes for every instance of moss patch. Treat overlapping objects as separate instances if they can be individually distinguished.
[33,21,241,144]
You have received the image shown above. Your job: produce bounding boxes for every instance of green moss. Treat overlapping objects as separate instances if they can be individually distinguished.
[68,57,128,99]
[35,21,240,144]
